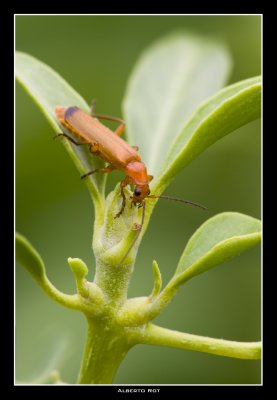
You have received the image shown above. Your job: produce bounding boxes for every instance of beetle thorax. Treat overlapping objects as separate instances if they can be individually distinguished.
[125,161,150,185]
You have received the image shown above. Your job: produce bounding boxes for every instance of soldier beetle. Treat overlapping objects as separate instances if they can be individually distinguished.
[54,105,206,263]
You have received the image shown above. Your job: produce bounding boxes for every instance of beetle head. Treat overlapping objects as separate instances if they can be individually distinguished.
[131,185,150,206]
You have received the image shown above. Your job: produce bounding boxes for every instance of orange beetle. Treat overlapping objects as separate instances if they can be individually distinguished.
[55,105,153,217]
[55,105,205,264]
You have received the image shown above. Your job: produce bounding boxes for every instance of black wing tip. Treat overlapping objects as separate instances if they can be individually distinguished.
[65,106,79,120]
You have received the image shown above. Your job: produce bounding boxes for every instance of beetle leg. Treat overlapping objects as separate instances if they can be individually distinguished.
[53,133,89,146]
[89,142,100,154]
[90,99,97,114]
[113,121,126,137]
[114,177,131,218]
[81,164,114,179]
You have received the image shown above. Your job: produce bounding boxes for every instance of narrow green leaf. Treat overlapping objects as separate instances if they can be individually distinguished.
[123,32,232,177]
[150,260,162,299]
[173,212,261,286]
[68,257,89,297]
[67,257,88,279]
[15,52,105,198]
[16,52,89,121]
[16,232,46,281]
[155,77,261,190]
[16,233,88,311]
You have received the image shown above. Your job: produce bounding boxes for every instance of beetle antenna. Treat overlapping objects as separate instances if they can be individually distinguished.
[117,200,146,267]
[146,195,206,210]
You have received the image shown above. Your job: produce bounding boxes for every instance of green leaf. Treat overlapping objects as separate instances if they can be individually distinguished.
[172,212,261,287]
[15,52,105,199]
[67,257,88,279]
[123,32,232,178]
[16,232,46,281]
[150,260,162,299]
[155,77,261,191]
[16,233,87,311]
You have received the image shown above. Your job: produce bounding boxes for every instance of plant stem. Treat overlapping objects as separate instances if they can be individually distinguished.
[94,261,133,306]
[40,276,84,310]
[77,318,131,384]
[137,323,261,360]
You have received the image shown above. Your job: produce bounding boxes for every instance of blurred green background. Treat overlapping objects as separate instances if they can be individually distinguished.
[16,15,261,384]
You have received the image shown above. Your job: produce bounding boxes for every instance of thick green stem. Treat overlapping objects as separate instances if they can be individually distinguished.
[94,260,134,306]
[77,318,131,384]
[137,323,261,360]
